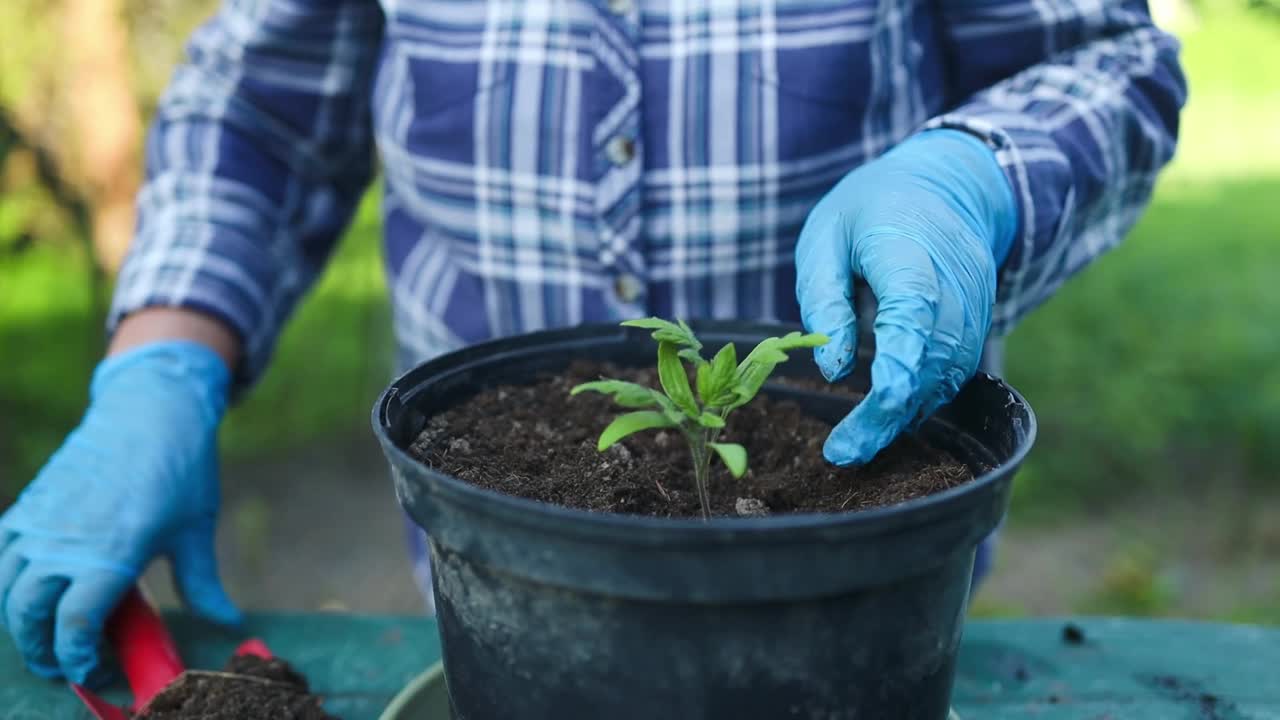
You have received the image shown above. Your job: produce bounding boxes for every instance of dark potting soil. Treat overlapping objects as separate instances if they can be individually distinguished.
[409,360,975,518]
[134,654,338,720]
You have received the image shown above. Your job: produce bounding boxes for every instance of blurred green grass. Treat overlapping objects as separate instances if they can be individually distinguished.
[2,2,1277,523]
[0,191,393,488]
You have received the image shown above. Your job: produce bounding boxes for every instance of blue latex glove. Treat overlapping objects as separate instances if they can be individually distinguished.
[796,129,1018,465]
[0,341,241,685]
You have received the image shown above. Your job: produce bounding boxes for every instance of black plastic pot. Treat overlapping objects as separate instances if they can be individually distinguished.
[373,321,1035,720]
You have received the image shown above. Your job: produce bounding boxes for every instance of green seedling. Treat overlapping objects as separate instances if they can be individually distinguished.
[571,318,828,519]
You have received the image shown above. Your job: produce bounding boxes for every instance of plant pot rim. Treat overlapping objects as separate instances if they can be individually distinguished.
[373,320,1036,542]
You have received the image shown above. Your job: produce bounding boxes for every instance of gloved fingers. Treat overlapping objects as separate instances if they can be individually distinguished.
[857,237,940,385]
[823,352,928,466]
[53,571,132,686]
[911,285,972,428]
[822,238,940,465]
[3,567,69,679]
[795,209,859,382]
[916,364,970,429]
[919,264,992,426]
[170,529,242,628]
[0,536,25,631]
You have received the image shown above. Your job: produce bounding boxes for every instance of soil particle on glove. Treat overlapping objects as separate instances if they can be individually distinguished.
[410,360,975,518]
[135,654,338,720]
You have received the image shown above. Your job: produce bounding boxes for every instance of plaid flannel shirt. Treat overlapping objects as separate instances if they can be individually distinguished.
[110,0,1185,388]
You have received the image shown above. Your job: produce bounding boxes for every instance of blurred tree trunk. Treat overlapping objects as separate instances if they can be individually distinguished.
[62,0,142,275]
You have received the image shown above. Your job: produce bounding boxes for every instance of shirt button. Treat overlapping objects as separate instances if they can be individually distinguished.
[607,0,633,14]
[606,135,636,166]
[614,273,643,303]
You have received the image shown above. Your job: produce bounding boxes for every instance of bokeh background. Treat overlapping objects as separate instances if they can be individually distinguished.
[1,0,1276,619]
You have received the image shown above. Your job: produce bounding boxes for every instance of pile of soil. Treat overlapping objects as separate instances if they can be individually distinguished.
[409,360,974,518]
[135,654,337,720]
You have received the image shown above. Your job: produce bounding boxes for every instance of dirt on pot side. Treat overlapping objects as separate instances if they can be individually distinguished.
[409,360,974,518]
[134,654,338,720]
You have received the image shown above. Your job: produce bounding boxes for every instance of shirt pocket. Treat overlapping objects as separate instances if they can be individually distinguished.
[747,1,936,162]
[372,2,597,256]
[372,6,516,170]
[750,2,879,107]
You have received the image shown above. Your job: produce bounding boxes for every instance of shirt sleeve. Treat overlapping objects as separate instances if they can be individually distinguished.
[924,0,1187,334]
[108,0,385,390]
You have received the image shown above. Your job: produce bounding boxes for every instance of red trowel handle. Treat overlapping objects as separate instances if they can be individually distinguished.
[104,587,186,708]
[234,637,273,659]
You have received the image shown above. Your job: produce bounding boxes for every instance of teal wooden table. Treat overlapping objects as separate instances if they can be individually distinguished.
[2,614,1276,719]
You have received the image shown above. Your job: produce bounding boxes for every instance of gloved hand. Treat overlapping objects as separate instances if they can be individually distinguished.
[796,129,1018,465]
[0,341,241,685]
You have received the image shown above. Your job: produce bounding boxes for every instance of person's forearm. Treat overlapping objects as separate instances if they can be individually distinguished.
[105,2,382,389]
[927,3,1184,335]
[108,308,241,371]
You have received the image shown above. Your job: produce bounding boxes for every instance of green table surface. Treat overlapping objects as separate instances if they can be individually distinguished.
[2,614,1276,719]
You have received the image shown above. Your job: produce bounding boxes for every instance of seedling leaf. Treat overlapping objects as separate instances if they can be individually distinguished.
[657,341,700,418]
[710,342,737,385]
[774,331,830,351]
[698,342,737,405]
[678,319,700,347]
[622,317,703,351]
[570,380,661,409]
[597,411,677,451]
[729,332,829,409]
[696,362,714,402]
[574,321,824,519]
[679,348,707,366]
[709,442,748,478]
[697,411,726,429]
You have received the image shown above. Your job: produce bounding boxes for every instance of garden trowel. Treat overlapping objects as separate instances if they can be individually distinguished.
[70,586,272,720]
